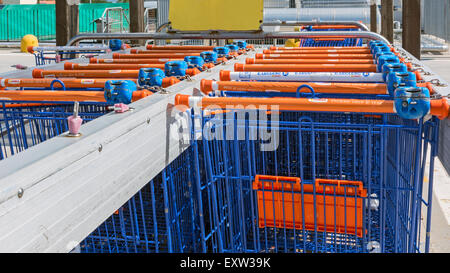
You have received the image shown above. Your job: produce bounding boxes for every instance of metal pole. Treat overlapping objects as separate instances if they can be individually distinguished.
[261,21,370,31]
[67,31,391,46]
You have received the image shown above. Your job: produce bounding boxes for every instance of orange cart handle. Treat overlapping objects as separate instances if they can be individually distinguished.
[200,79,387,95]
[0,90,106,102]
[255,53,374,59]
[234,63,377,73]
[0,90,152,102]
[131,49,206,54]
[175,94,394,113]
[174,94,450,120]
[0,78,137,88]
[263,49,371,54]
[113,53,201,59]
[90,58,183,64]
[64,62,165,70]
[146,45,215,51]
[246,58,375,65]
[270,46,368,51]
[32,69,140,79]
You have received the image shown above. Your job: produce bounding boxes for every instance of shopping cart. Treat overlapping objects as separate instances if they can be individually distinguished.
[28,45,111,66]
[0,101,110,160]
[79,146,202,253]
[182,106,439,253]
[166,32,445,253]
[300,25,364,47]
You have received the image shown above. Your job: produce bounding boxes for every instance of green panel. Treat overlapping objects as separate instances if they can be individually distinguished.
[0,9,8,40]
[0,3,129,41]
[79,3,129,33]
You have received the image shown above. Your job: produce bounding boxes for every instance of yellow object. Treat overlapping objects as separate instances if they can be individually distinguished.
[284,39,300,48]
[21,34,39,53]
[169,0,263,31]
[294,26,301,32]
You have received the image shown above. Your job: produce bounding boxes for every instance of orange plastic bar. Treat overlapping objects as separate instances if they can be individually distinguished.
[246,58,375,65]
[113,53,200,59]
[263,48,370,54]
[269,46,367,51]
[0,77,179,89]
[203,63,215,69]
[255,53,374,59]
[0,90,152,102]
[1,103,59,108]
[64,62,165,70]
[0,78,134,89]
[32,68,194,81]
[21,69,179,86]
[200,79,387,94]
[430,99,450,120]
[146,45,215,50]
[176,94,393,112]
[188,68,202,76]
[90,58,183,64]
[131,49,206,54]
[32,69,140,79]
[176,95,450,120]
[235,63,377,72]
[417,82,434,94]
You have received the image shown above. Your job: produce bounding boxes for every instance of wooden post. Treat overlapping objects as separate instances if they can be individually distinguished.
[129,0,145,46]
[381,0,394,43]
[402,0,421,59]
[370,1,378,33]
[55,0,79,46]
[289,0,296,8]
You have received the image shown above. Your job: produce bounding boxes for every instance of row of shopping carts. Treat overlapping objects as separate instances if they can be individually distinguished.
[299,24,364,47]
[169,30,448,253]
[0,41,250,160]
[85,26,447,253]
[1,24,448,253]
[28,39,130,66]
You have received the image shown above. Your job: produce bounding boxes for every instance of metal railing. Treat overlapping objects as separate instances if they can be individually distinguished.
[100,7,129,34]
[67,29,389,47]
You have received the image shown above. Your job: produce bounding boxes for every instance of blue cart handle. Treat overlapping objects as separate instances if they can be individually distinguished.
[50,79,66,91]
[296,84,316,98]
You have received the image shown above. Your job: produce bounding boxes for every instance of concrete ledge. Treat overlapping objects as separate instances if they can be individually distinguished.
[424,157,450,252]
